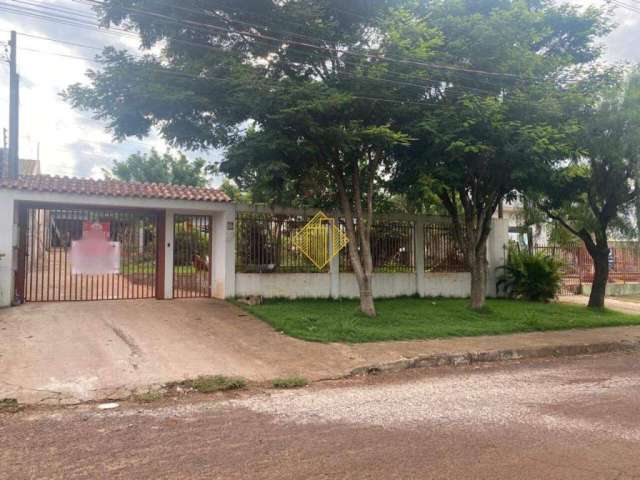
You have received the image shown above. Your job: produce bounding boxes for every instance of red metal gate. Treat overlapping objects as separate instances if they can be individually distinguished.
[173,214,212,298]
[534,243,640,295]
[17,204,161,302]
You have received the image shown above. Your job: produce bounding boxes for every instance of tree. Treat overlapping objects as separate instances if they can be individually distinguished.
[106,149,208,187]
[62,0,413,316]
[388,0,609,309]
[536,68,640,309]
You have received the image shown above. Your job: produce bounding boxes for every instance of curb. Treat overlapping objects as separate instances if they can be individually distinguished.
[349,339,640,376]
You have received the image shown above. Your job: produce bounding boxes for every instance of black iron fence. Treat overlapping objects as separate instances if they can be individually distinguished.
[424,223,467,273]
[236,213,469,274]
[235,213,324,273]
[339,221,416,273]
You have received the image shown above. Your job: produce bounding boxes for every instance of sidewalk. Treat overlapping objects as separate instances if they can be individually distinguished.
[559,294,640,315]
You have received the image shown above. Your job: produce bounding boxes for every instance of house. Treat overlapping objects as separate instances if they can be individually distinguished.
[0,174,511,307]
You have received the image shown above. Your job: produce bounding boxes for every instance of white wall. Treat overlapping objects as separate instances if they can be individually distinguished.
[0,194,16,307]
[235,273,332,299]
[235,272,473,299]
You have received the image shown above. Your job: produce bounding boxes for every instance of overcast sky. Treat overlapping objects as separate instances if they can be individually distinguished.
[0,0,638,182]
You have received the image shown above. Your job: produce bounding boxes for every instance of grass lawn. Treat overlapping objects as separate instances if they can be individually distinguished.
[239,297,640,343]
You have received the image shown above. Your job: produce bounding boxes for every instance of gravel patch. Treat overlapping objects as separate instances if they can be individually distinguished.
[231,362,640,440]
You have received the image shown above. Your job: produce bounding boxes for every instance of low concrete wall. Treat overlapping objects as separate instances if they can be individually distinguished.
[235,273,332,299]
[235,271,473,299]
[581,282,640,297]
[338,273,417,299]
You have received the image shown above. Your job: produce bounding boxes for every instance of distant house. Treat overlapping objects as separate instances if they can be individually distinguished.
[0,148,41,177]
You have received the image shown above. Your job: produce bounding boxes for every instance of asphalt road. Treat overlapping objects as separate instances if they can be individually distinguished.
[2,352,640,480]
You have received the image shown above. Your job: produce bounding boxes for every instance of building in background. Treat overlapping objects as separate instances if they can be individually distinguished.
[0,148,41,177]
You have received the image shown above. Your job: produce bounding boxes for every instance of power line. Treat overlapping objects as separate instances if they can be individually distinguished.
[0,29,103,50]
[81,0,537,82]
[3,23,502,97]
[607,0,640,14]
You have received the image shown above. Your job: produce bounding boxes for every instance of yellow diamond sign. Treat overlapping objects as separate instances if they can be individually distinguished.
[292,212,349,270]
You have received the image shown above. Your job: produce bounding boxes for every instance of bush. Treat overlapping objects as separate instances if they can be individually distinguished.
[498,249,562,302]
[174,225,209,266]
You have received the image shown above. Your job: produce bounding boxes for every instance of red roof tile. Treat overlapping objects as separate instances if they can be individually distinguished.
[0,175,231,203]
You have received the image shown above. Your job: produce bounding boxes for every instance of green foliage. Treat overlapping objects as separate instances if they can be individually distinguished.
[134,390,164,403]
[240,297,640,343]
[173,225,209,266]
[105,149,208,187]
[187,375,247,393]
[271,376,309,389]
[498,250,562,302]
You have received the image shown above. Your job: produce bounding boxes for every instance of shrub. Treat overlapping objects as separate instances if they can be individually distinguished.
[188,375,247,393]
[271,376,309,389]
[174,225,209,266]
[498,249,562,302]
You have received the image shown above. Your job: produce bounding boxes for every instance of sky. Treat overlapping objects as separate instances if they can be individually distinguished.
[0,0,639,183]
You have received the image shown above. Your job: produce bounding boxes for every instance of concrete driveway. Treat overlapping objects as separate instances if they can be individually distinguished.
[4,297,640,405]
[0,299,362,404]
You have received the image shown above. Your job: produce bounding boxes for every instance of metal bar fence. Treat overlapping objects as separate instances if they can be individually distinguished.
[339,221,416,273]
[21,206,158,302]
[235,213,325,273]
[173,215,212,298]
[532,243,640,295]
[424,223,467,273]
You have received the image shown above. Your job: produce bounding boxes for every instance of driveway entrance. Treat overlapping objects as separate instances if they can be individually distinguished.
[16,203,162,302]
[0,299,357,403]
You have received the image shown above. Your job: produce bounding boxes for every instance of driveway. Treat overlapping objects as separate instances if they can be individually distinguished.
[4,298,640,404]
[0,299,361,404]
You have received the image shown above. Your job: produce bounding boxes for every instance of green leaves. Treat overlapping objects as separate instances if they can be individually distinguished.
[105,149,208,187]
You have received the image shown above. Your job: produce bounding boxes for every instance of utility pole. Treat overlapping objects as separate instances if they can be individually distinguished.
[8,31,19,179]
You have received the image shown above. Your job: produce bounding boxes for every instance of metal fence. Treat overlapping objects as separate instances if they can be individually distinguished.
[235,213,324,273]
[173,214,212,298]
[533,243,640,295]
[19,206,159,302]
[235,213,477,274]
[424,223,467,273]
[339,221,416,273]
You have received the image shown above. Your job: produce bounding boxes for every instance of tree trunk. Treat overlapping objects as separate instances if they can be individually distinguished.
[335,172,376,317]
[357,271,376,316]
[588,248,609,309]
[469,250,488,310]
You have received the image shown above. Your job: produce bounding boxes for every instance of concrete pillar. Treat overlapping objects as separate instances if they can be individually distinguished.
[329,224,340,299]
[0,194,16,307]
[487,218,509,297]
[212,208,236,299]
[163,210,174,299]
[414,218,425,297]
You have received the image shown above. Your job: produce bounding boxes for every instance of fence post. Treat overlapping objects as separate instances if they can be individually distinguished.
[415,218,425,297]
[163,210,174,299]
[329,222,340,299]
[487,218,509,297]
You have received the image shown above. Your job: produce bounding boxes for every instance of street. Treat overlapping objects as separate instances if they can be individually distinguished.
[2,352,640,479]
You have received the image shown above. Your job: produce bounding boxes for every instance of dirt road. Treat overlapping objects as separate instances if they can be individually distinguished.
[2,352,640,479]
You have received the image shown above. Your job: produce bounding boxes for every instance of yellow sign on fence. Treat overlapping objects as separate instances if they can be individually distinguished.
[292,212,349,270]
